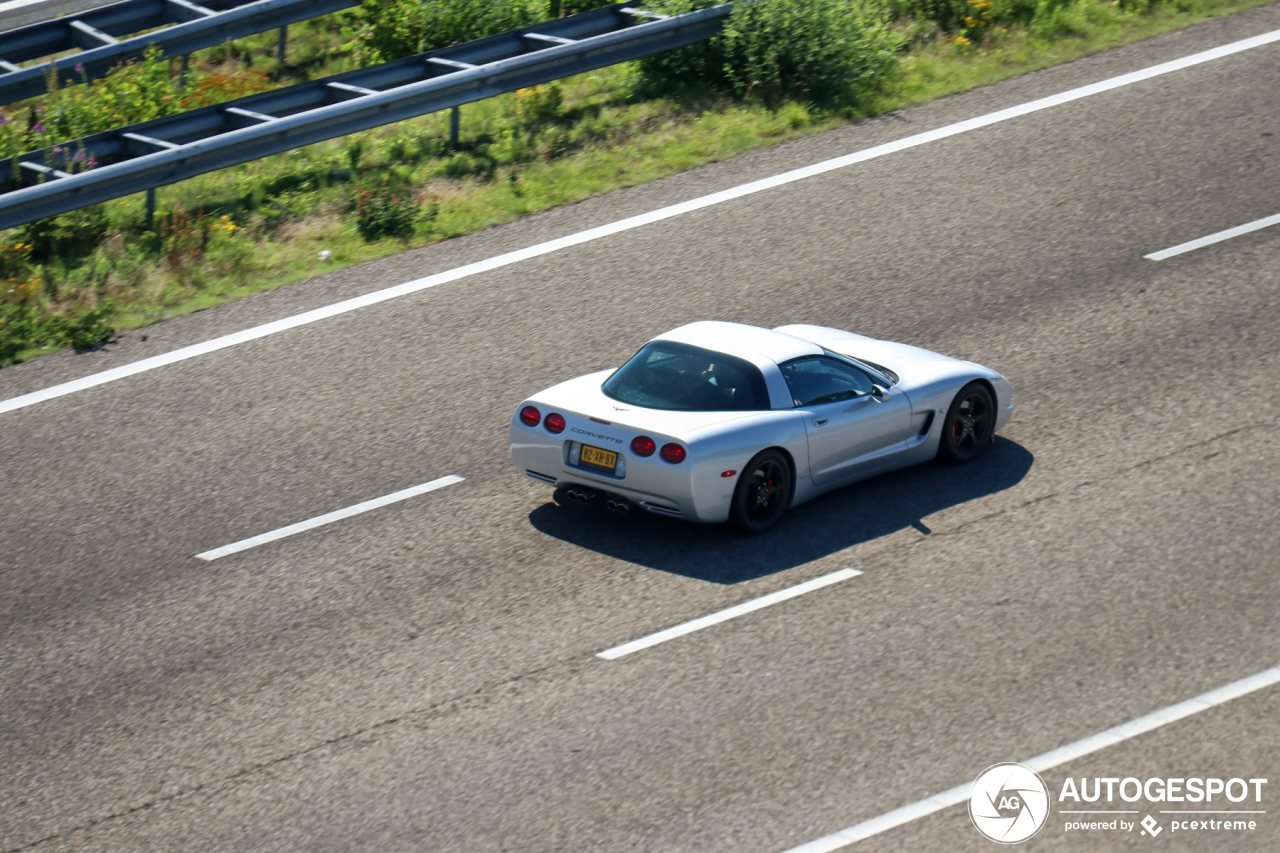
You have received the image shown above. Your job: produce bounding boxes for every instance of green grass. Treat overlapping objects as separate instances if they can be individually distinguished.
[2,0,1274,365]
[884,0,1276,103]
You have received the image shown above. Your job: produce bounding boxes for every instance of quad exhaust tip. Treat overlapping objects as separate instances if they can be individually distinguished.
[562,487,633,515]
[604,498,633,515]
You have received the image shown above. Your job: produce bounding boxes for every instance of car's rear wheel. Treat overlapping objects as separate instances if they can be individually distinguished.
[729,449,793,534]
[938,381,995,464]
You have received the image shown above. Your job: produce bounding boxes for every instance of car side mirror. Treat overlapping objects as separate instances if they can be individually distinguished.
[870,384,888,401]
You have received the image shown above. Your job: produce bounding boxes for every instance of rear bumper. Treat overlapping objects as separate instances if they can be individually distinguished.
[520,466,691,518]
[511,419,730,523]
[524,470,691,519]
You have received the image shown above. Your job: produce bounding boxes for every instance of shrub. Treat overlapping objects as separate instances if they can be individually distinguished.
[204,219,255,276]
[550,0,610,15]
[157,209,205,270]
[725,0,902,105]
[420,0,545,48]
[0,238,33,280]
[357,0,545,63]
[179,70,276,109]
[892,0,1130,37]
[352,179,422,241]
[515,84,563,124]
[39,47,178,147]
[6,52,275,163]
[638,0,903,108]
[355,0,430,63]
[887,0,973,31]
[22,204,109,265]
[61,302,115,350]
[0,302,35,363]
[0,300,114,364]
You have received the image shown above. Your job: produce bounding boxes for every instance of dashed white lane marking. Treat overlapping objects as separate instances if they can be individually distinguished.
[778,664,1280,853]
[597,568,861,660]
[5,29,1280,417]
[195,474,463,560]
[1145,211,1280,260]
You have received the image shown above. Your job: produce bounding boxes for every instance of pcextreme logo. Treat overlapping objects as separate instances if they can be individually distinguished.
[969,763,1051,843]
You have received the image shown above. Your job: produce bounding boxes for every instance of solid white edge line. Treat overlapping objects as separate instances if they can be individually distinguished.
[1144,211,1280,259]
[195,474,463,560]
[597,568,861,660]
[4,27,1280,416]
[778,664,1280,853]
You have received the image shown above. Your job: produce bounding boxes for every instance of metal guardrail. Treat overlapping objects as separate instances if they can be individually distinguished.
[0,0,357,106]
[0,2,731,230]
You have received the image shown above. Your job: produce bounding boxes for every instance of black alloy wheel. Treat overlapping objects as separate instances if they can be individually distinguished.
[938,381,995,464]
[729,449,794,534]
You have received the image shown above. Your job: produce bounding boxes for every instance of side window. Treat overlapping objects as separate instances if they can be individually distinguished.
[780,356,875,407]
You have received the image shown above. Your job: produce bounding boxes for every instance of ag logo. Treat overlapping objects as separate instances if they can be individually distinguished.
[969,763,1050,844]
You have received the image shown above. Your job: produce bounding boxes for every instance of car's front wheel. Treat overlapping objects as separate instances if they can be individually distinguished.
[729,449,793,534]
[938,381,995,464]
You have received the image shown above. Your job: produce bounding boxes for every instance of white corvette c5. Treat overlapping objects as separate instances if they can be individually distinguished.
[510,321,1013,533]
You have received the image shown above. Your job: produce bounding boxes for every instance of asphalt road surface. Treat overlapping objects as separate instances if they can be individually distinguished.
[0,0,120,34]
[3,5,1279,851]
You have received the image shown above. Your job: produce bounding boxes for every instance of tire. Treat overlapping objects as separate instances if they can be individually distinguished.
[729,449,794,534]
[938,381,996,464]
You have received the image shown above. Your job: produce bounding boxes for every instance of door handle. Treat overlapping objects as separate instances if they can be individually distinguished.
[813,417,829,427]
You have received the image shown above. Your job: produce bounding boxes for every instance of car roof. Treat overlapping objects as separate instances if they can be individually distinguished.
[652,321,822,366]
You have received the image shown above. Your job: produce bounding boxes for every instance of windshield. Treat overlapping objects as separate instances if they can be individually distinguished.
[602,341,770,411]
[830,350,899,385]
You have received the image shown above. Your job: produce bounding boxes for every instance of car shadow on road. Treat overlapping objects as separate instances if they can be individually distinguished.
[528,438,1034,584]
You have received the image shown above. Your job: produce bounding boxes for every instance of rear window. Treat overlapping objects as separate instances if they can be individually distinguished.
[602,341,770,411]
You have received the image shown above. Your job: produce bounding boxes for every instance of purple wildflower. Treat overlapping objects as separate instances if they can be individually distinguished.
[0,115,7,126]
[32,123,44,132]
[74,63,84,74]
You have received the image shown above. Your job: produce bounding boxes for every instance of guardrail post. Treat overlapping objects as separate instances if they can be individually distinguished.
[179,53,190,89]
[277,25,287,63]
[145,186,156,227]
[450,105,459,147]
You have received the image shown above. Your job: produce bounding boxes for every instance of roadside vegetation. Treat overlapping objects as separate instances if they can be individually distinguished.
[0,0,1270,365]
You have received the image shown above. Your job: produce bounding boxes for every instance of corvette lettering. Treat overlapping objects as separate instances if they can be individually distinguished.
[571,428,623,444]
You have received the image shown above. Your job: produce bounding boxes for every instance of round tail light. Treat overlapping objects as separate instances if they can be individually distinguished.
[520,406,541,427]
[660,443,686,464]
[545,413,566,434]
[630,436,656,457]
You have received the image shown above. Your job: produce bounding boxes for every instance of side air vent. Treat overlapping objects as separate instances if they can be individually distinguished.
[919,412,935,436]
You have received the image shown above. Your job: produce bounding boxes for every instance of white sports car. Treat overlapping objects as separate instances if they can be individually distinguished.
[510,322,1013,533]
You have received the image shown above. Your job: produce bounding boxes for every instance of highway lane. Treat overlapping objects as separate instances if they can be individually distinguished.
[2,5,1280,850]
[0,0,116,33]
[15,414,1277,852]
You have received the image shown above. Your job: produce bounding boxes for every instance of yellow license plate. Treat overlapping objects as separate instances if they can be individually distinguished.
[580,444,618,471]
